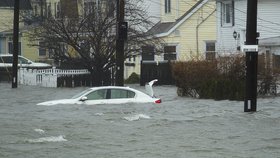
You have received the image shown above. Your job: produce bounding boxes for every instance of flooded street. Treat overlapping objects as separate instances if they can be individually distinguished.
[0,83,280,158]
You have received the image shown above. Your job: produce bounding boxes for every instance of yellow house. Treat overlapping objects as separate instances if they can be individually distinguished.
[0,0,52,63]
[152,0,216,61]
[124,0,216,79]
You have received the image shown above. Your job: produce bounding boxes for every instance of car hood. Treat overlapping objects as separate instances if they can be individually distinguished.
[37,99,79,106]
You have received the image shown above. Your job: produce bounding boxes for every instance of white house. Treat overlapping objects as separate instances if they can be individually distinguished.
[216,0,280,56]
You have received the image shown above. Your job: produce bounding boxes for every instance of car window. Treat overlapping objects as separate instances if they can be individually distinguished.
[0,56,13,63]
[18,57,29,64]
[71,88,93,99]
[86,89,107,100]
[0,57,3,63]
[110,89,135,99]
[0,56,29,64]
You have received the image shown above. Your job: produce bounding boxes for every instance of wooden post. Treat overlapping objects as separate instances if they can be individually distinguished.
[115,0,127,86]
[244,0,258,112]
[12,0,20,88]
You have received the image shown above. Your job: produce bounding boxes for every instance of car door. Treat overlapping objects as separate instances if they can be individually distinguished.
[83,89,108,105]
[106,88,136,104]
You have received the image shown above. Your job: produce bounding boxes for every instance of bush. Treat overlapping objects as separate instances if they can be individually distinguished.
[172,55,246,100]
[125,72,140,84]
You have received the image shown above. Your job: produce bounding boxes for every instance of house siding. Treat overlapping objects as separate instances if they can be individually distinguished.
[216,0,280,54]
[0,9,13,32]
[21,33,39,61]
[160,1,216,60]
[160,0,200,22]
[257,0,280,38]
[0,2,46,61]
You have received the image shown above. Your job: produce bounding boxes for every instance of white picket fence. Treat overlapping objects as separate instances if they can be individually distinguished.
[18,67,90,87]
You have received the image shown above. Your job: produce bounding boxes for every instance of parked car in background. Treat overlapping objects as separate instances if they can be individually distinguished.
[37,80,161,106]
[0,54,51,69]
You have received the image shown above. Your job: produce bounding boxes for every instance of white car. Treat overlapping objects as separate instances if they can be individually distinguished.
[37,80,161,106]
[0,54,51,68]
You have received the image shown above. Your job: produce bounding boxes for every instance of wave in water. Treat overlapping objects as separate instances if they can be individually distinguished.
[27,135,67,143]
[123,114,151,121]
[94,113,104,116]
[34,129,45,135]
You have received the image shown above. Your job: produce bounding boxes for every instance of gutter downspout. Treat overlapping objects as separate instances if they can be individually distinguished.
[196,9,216,56]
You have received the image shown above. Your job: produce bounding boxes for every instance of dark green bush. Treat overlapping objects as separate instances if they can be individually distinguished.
[125,72,140,84]
[172,56,246,100]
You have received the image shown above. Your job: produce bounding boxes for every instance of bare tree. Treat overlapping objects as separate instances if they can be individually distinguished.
[26,0,162,86]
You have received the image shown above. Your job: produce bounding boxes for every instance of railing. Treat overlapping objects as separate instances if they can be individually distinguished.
[18,67,90,87]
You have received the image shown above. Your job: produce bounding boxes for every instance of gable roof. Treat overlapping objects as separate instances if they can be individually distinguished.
[148,0,209,37]
[0,0,32,10]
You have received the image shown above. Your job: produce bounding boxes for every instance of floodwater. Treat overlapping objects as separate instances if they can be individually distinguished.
[0,83,280,158]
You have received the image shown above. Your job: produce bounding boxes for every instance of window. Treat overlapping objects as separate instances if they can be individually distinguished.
[0,56,13,63]
[8,42,21,55]
[47,3,52,17]
[80,41,90,52]
[165,0,171,13]
[164,46,177,61]
[55,2,61,18]
[110,89,135,99]
[39,42,47,56]
[106,1,115,17]
[34,5,38,16]
[133,55,136,62]
[84,1,96,16]
[142,46,155,61]
[61,0,79,18]
[86,89,107,100]
[221,1,234,26]
[128,55,136,62]
[0,56,28,64]
[273,54,280,69]
[205,41,216,61]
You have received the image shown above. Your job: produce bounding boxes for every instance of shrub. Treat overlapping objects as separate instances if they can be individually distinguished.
[172,55,246,100]
[125,72,140,84]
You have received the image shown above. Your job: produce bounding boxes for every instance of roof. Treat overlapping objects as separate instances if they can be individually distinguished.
[147,0,208,37]
[147,22,176,35]
[0,0,32,10]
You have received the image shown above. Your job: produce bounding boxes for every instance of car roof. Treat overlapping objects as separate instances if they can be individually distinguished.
[89,86,135,91]
[0,54,24,57]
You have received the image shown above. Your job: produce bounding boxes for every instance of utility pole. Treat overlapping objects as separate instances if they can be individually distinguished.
[115,0,127,86]
[244,0,258,112]
[12,0,20,88]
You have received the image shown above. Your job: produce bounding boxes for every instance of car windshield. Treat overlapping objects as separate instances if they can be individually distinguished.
[71,88,93,99]
[18,57,29,64]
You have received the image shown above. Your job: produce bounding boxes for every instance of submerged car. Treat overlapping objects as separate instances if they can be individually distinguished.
[0,54,51,68]
[37,79,161,106]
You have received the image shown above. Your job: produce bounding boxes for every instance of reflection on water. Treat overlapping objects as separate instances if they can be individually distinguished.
[0,83,280,158]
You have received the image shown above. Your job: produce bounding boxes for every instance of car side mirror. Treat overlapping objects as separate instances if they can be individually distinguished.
[28,61,32,64]
[80,96,88,102]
